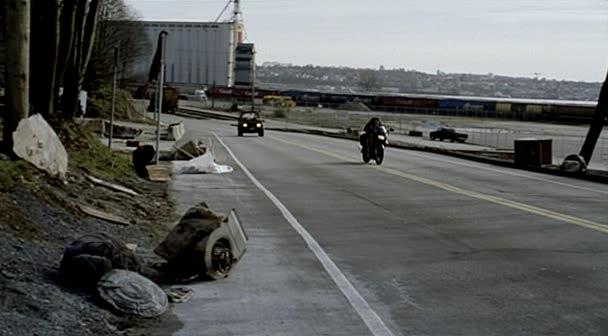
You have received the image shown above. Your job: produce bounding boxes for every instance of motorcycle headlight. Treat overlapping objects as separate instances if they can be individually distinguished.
[378,135,386,140]
[256,123,262,127]
[242,123,248,127]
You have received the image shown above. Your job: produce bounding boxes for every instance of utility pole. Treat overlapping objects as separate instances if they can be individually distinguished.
[155,32,167,165]
[3,0,30,154]
[108,47,119,149]
[579,70,608,165]
[250,53,255,113]
[212,81,216,109]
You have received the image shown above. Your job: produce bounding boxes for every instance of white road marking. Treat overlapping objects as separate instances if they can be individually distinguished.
[214,133,395,336]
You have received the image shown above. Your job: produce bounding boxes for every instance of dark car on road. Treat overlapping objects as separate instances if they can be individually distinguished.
[238,112,264,137]
[429,127,468,142]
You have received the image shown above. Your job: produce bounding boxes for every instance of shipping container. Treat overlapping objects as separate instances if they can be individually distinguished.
[544,104,596,121]
[495,102,511,114]
[438,99,495,112]
[373,96,438,109]
[526,105,543,114]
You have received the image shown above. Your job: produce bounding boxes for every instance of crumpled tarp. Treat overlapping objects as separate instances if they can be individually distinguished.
[172,152,233,175]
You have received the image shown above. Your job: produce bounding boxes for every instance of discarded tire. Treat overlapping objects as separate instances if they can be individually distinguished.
[97,269,168,318]
[60,233,142,287]
[561,154,587,173]
[155,203,248,281]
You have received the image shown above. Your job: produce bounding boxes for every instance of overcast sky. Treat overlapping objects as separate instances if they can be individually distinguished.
[126,0,608,82]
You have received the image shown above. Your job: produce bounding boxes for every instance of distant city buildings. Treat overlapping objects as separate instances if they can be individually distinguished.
[256,64,601,101]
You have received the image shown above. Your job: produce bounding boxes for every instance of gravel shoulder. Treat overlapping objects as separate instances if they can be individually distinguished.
[0,126,180,336]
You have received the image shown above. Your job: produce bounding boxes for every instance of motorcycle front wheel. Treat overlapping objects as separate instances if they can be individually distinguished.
[375,145,384,165]
[362,149,371,163]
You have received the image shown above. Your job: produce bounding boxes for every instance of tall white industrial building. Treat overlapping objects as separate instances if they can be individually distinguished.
[135,1,250,88]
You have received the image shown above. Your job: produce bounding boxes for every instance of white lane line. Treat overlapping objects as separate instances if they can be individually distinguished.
[214,133,395,336]
[276,132,608,196]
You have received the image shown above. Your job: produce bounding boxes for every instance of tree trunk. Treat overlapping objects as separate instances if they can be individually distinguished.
[56,0,76,86]
[579,70,608,164]
[3,0,30,154]
[60,0,101,119]
[30,0,59,119]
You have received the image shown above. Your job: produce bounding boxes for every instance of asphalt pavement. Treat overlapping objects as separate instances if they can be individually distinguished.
[153,117,608,336]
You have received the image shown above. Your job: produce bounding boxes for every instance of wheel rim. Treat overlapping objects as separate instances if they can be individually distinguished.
[211,241,233,275]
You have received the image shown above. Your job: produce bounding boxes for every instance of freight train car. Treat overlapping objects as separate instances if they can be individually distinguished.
[438,98,496,116]
[205,86,598,123]
[542,103,597,122]
[372,95,438,112]
[207,86,279,101]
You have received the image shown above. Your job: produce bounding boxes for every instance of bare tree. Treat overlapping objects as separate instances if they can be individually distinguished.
[0,0,6,88]
[86,0,148,90]
[3,0,30,153]
[359,69,379,92]
[59,0,102,118]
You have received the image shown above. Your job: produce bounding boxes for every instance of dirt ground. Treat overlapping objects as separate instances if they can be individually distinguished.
[0,128,182,335]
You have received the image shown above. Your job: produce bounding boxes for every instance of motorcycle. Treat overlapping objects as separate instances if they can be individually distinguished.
[362,126,388,165]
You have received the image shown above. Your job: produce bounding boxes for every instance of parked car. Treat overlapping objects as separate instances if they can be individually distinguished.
[429,127,468,142]
[238,112,264,137]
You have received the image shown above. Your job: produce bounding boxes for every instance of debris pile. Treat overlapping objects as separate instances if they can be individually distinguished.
[58,203,247,317]
[103,122,143,139]
[154,202,247,281]
[161,136,233,175]
[162,137,207,161]
[337,101,371,112]
[172,152,234,175]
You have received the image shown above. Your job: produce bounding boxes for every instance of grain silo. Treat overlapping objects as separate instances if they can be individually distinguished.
[135,0,252,89]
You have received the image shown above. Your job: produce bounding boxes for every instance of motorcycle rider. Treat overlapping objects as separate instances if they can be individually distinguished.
[360,117,384,151]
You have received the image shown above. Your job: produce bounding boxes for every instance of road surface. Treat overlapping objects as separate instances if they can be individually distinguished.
[151,116,608,336]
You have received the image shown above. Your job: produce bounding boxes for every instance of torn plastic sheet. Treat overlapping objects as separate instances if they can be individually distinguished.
[172,152,234,175]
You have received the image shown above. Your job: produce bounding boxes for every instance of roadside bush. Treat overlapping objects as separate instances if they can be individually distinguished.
[272,108,287,118]
[87,85,133,120]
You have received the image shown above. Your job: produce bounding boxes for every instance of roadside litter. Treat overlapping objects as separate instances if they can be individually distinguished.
[172,152,233,175]
[165,287,194,303]
[103,121,142,139]
[60,233,142,288]
[154,202,248,281]
[98,269,168,318]
[85,174,139,196]
[160,136,207,161]
[132,145,156,178]
[77,204,132,226]
[59,203,247,317]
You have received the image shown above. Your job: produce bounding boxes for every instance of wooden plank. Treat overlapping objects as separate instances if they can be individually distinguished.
[77,204,131,226]
[85,174,139,196]
[147,165,171,182]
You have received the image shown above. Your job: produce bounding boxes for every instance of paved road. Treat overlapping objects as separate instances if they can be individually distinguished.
[154,117,608,336]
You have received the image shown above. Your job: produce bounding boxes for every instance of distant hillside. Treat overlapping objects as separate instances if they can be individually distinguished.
[256,64,601,101]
